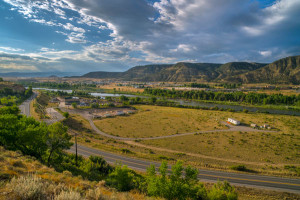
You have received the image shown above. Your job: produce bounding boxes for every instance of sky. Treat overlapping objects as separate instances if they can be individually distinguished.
[0,0,299,74]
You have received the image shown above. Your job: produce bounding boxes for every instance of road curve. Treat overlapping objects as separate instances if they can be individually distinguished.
[87,117,275,141]
[68,144,300,194]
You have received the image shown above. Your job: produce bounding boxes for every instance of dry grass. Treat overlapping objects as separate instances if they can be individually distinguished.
[30,99,40,120]
[94,105,227,138]
[140,131,300,167]
[63,114,95,135]
[0,147,158,200]
[93,104,300,138]
[79,105,300,176]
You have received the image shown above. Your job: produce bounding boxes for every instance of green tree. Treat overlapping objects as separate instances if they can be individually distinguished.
[63,112,69,118]
[71,102,77,108]
[150,97,157,104]
[120,95,129,102]
[146,160,207,200]
[46,122,72,165]
[207,181,237,200]
[0,105,20,115]
[106,164,135,191]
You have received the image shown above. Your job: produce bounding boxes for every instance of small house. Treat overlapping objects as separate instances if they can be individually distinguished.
[227,118,240,125]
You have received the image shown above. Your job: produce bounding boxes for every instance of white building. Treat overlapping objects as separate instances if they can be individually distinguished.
[228,118,240,125]
[116,111,125,116]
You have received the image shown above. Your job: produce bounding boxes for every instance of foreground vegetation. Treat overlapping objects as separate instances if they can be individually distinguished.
[0,82,33,106]
[2,147,299,200]
[0,105,240,199]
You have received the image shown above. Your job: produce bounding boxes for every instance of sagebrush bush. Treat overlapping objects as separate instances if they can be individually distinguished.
[12,160,26,168]
[8,175,46,200]
[207,181,237,200]
[55,190,82,200]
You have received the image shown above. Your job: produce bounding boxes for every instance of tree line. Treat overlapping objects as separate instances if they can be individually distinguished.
[19,81,97,89]
[0,85,33,106]
[144,88,300,106]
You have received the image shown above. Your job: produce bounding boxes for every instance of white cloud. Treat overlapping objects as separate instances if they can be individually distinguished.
[259,50,272,57]
[0,46,24,52]
[65,32,86,43]
[62,23,85,33]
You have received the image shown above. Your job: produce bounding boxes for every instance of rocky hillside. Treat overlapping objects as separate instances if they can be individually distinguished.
[229,56,300,84]
[81,55,300,84]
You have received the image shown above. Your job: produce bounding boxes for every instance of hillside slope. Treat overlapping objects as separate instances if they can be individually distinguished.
[0,147,154,200]
[231,56,300,84]
[81,55,300,84]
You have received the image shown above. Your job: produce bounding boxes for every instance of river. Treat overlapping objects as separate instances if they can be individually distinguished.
[32,88,300,116]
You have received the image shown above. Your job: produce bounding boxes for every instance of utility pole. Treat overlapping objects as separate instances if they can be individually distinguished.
[75,131,78,166]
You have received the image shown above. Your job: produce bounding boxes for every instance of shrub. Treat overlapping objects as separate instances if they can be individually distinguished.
[121,148,132,154]
[8,175,46,200]
[230,165,248,172]
[12,160,26,168]
[55,190,81,200]
[146,161,208,200]
[207,181,237,200]
[106,164,136,191]
[63,112,69,118]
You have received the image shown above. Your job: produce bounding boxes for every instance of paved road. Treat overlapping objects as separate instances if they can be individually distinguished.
[68,144,300,194]
[44,107,65,124]
[19,93,37,116]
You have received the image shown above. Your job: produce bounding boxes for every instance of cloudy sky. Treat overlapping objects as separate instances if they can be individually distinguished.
[0,0,299,74]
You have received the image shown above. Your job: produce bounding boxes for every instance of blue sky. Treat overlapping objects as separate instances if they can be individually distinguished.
[0,0,299,74]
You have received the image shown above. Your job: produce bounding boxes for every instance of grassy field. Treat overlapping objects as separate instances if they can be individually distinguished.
[86,105,300,176]
[93,105,228,138]
[140,130,300,167]
[93,105,300,138]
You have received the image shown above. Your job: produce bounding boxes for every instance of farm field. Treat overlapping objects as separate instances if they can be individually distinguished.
[93,105,228,138]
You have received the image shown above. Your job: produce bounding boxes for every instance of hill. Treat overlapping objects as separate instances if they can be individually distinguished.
[81,56,300,84]
[229,56,300,84]
[0,146,152,200]
[81,62,266,82]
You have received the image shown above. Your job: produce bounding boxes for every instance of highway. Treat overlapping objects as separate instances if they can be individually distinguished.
[19,92,37,116]
[68,144,300,194]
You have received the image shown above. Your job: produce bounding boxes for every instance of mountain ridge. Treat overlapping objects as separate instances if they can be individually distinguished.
[81,55,299,84]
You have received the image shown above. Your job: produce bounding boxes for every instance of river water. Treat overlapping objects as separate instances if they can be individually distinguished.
[32,88,300,116]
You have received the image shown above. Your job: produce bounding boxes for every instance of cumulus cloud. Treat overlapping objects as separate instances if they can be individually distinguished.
[1,0,299,72]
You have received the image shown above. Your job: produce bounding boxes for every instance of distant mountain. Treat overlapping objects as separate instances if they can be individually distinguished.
[0,72,82,78]
[78,55,300,84]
